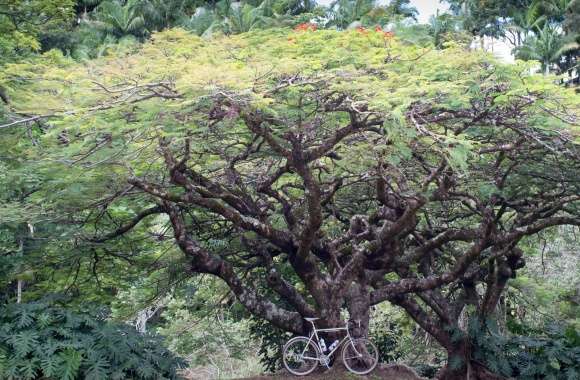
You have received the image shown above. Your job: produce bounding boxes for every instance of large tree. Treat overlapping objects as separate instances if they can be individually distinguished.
[1,29,579,379]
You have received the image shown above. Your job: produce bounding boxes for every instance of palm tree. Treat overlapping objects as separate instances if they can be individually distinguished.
[265,0,316,16]
[77,0,105,20]
[515,23,578,75]
[506,2,545,46]
[182,7,219,36]
[132,0,194,32]
[226,2,264,33]
[94,0,147,38]
[215,0,235,18]
[429,11,462,48]
[183,1,266,36]
[385,0,417,21]
[327,0,376,29]
[537,0,574,21]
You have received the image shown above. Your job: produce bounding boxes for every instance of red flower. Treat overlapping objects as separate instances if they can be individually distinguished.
[356,26,368,34]
[374,25,383,32]
[294,23,317,32]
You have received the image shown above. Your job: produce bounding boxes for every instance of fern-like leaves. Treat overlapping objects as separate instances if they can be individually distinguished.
[0,301,183,380]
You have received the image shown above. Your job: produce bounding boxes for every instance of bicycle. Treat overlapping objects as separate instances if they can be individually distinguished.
[282,317,378,376]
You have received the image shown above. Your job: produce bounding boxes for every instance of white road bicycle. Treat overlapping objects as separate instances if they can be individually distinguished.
[282,317,378,376]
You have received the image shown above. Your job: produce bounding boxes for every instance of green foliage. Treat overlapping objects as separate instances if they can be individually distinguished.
[446,0,512,37]
[62,0,325,56]
[327,0,377,29]
[158,297,262,378]
[0,301,184,380]
[326,0,417,29]
[0,0,75,62]
[226,2,265,33]
[445,0,579,74]
[0,17,578,379]
[368,312,403,363]
[428,11,472,48]
[510,228,580,330]
[93,0,148,38]
[515,23,578,74]
[467,317,580,379]
[249,315,291,372]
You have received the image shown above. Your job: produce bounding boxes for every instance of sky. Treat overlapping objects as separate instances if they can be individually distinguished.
[408,0,450,23]
[316,0,451,24]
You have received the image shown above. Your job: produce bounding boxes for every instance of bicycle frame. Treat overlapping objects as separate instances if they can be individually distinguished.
[303,321,355,364]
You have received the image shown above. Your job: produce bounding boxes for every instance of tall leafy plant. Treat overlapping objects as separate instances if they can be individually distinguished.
[327,0,376,29]
[227,3,264,33]
[94,0,147,38]
[516,23,578,74]
[0,301,184,379]
[466,317,580,379]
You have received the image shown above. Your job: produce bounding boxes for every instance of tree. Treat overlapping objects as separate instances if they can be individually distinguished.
[429,11,470,48]
[327,0,376,29]
[226,2,265,33]
[384,0,417,21]
[504,1,544,46]
[0,0,74,66]
[182,6,220,36]
[1,29,579,379]
[132,0,197,32]
[562,0,579,80]
[93,0,147,38]
[515,23,577,74]
[447,0,519,38]
[564,0,580,38]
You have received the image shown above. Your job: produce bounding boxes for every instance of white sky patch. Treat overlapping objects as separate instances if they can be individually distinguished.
[316,0,515,63]
[316,0,450,23]
[409,0,449,23]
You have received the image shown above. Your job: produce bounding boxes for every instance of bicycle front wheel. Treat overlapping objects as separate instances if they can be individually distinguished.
[283,336,319,376]
[342,338,378,375]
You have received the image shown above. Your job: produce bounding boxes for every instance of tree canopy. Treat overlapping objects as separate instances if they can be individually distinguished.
[1,27,579,378]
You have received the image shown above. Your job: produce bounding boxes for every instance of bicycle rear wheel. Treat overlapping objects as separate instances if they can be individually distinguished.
[283,336,319,376]
[342,338,378,375]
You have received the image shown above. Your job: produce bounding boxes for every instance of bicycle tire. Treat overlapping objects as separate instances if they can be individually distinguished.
[341,337,378,375]
[283,336,320,376]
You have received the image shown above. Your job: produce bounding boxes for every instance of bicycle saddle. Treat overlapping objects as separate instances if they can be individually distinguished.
[304,317,320,322]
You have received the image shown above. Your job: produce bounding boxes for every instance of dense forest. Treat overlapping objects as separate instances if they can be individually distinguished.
[0,1,579,379]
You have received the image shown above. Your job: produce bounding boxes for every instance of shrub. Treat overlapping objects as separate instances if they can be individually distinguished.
[249,315,290,373]
[157,297,262,378]
[0,301,184,380]
[469,317,580,379]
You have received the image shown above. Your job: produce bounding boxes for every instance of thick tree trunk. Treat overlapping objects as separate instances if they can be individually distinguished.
[305,283,373,370]
[436,337,471,380]
[436,339,506,380]
[437,360,507,380]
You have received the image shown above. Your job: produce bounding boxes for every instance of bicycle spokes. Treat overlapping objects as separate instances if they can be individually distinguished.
[283,337,319,376]
[341,338,378,375]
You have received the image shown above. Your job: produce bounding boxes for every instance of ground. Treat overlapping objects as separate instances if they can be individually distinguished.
[238,364,426,380]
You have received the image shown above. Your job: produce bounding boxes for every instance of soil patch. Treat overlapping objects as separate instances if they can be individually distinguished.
[237,364,426,380]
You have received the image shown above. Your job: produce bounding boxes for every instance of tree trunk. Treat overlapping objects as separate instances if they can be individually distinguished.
[345,281,371,338]
[308,283,372,370]
[436,339,507,380]
[16,280,22,304]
